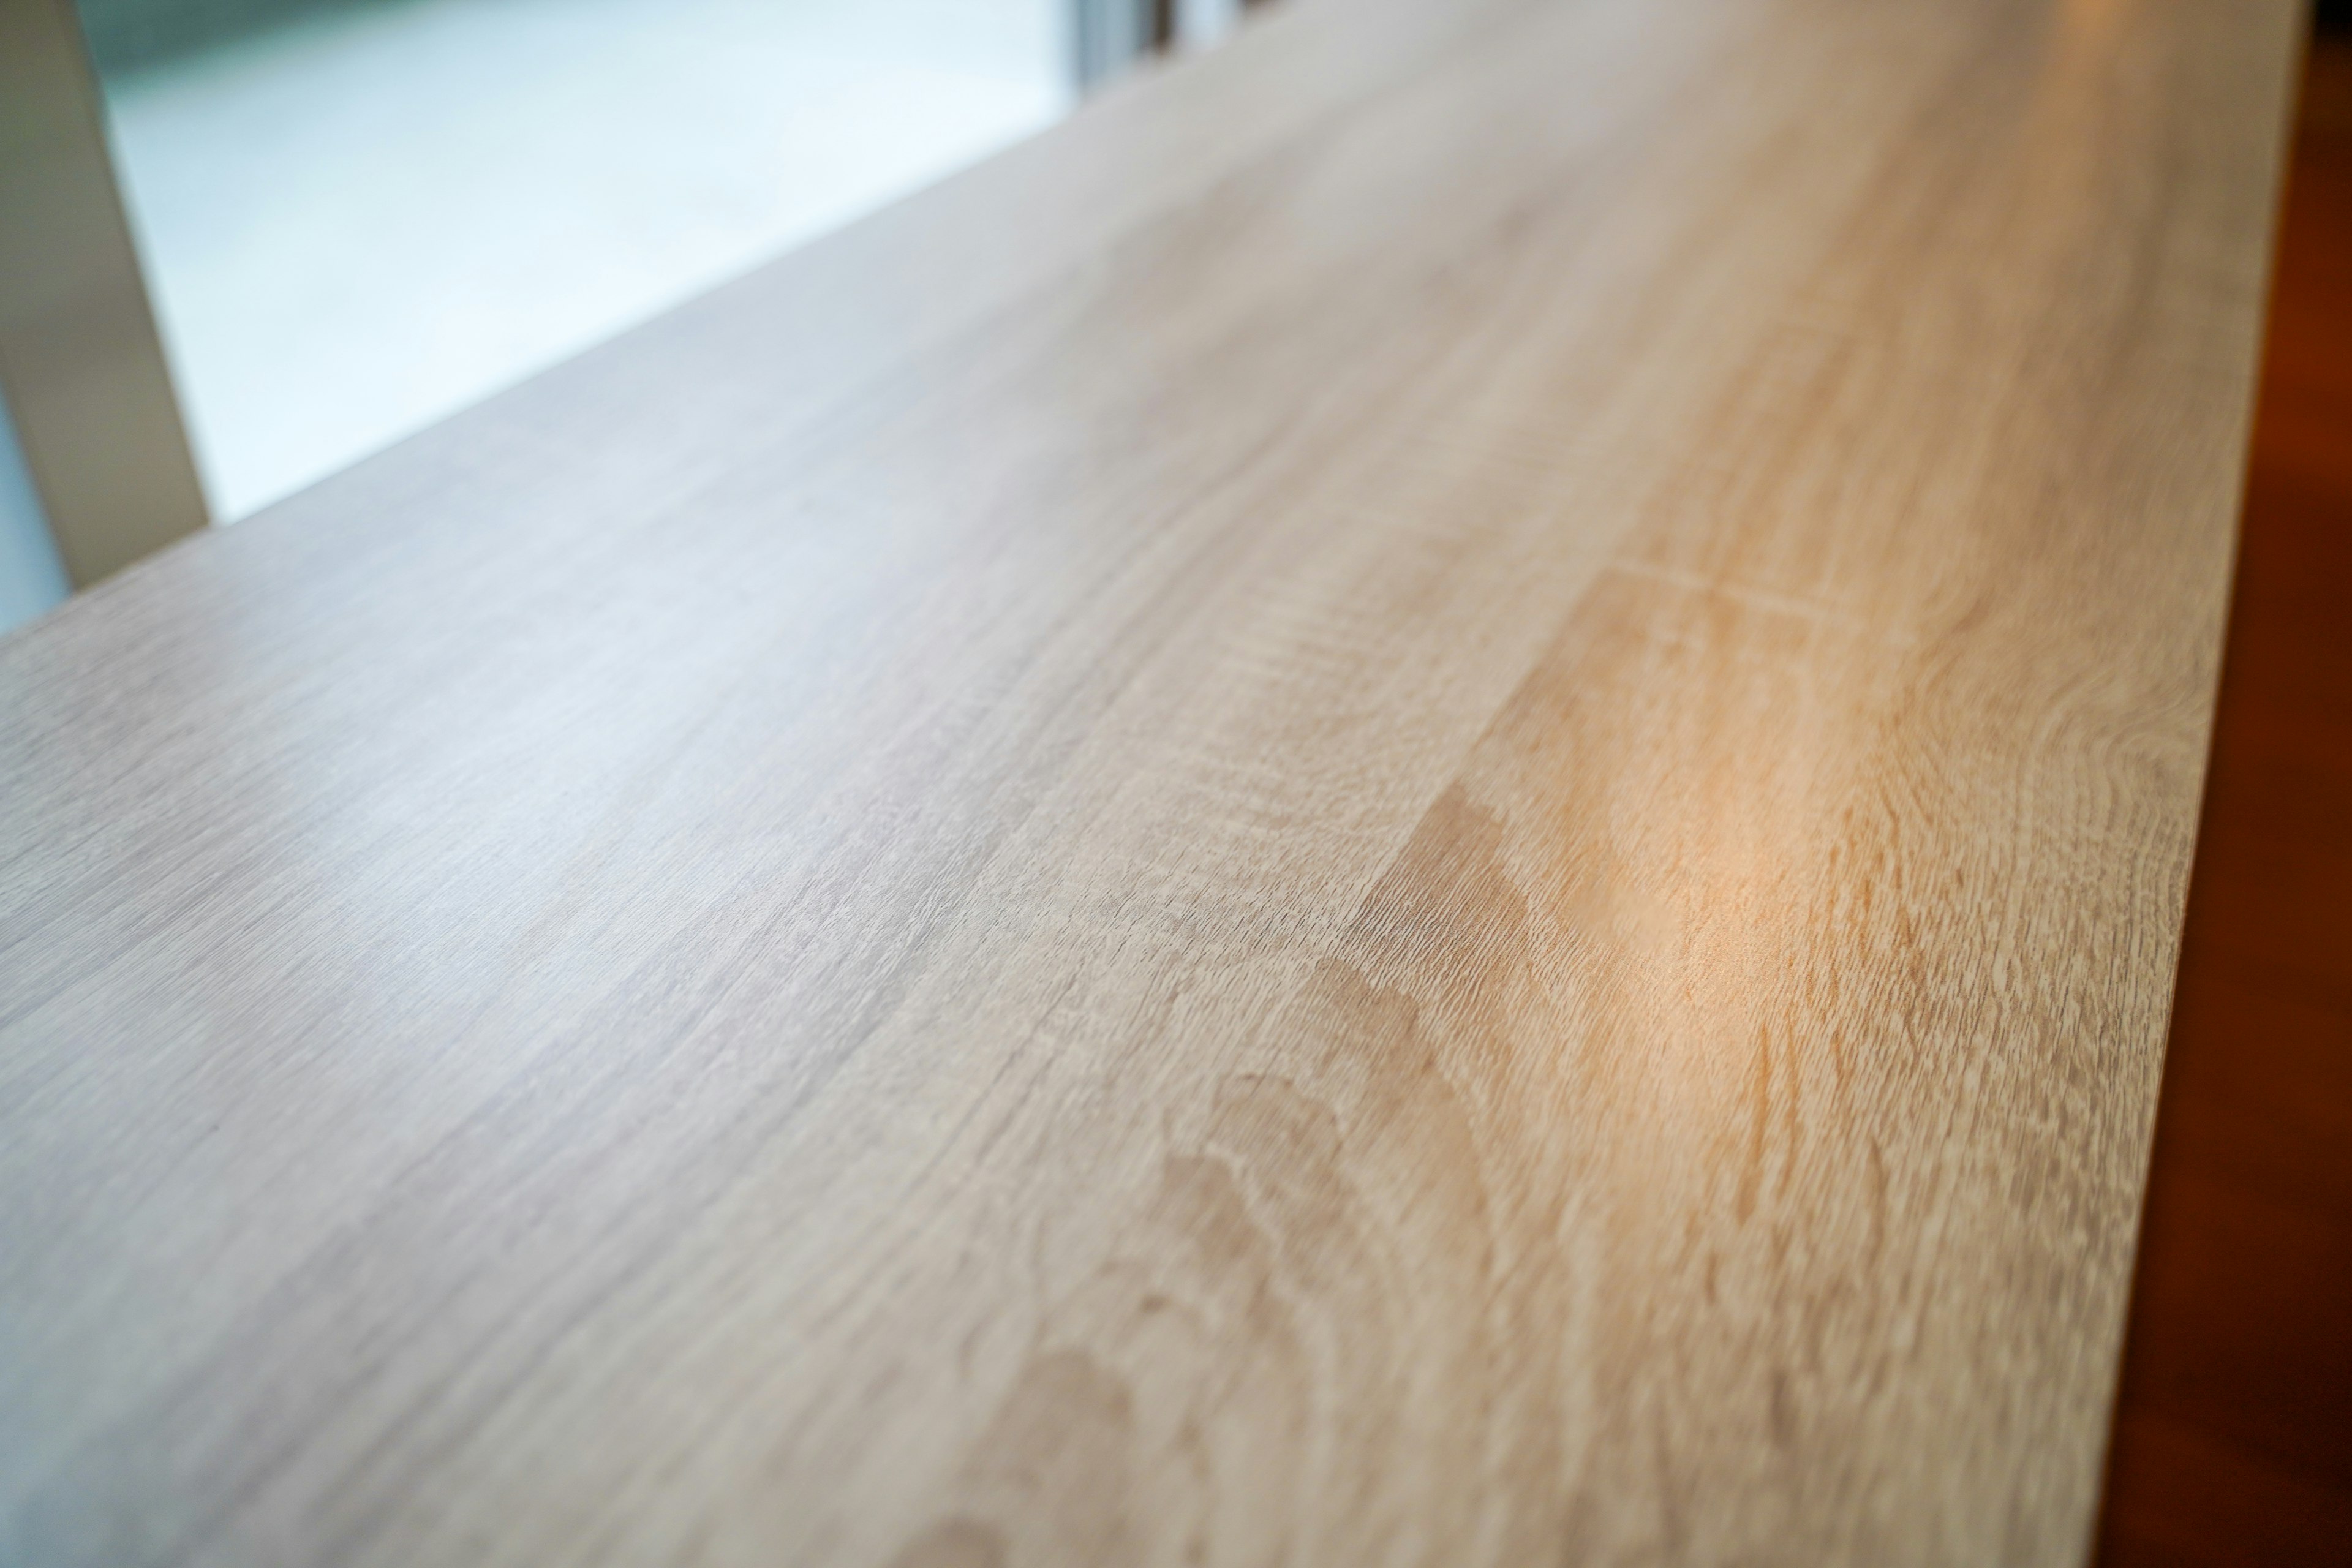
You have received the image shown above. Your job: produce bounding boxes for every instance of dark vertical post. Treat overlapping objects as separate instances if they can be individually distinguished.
[1072,0,1166,89]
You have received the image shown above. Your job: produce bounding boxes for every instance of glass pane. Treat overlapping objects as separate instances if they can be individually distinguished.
[80,0,1078,520]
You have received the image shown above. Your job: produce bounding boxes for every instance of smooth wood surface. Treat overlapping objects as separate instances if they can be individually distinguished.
[2098,29,2352,1567]
[0,1,2300,1563]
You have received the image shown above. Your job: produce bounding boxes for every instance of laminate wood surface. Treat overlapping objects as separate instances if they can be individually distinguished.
[2097,29,2352,1566]
[0,1,2302,1563]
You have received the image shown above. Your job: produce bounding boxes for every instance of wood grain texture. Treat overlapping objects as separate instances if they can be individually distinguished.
[2097,29,2352,1567]
[0,0,2299,1563]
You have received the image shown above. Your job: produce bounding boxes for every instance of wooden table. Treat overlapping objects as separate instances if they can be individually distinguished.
[0,0,2302,1562]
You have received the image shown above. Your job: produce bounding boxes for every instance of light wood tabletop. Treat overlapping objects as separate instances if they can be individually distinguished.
[0,0,2303,1562]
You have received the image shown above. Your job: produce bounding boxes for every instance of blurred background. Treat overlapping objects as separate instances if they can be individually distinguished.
[1,0,1252,628]
[89,0,1080,521]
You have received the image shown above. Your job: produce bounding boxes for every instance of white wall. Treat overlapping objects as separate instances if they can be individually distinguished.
[105,0,1073,519]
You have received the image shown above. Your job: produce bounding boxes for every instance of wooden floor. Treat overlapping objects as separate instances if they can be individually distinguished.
[2096,29,2352,1568]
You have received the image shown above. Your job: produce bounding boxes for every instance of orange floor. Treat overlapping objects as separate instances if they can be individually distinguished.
[2095,28,2352,1568]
